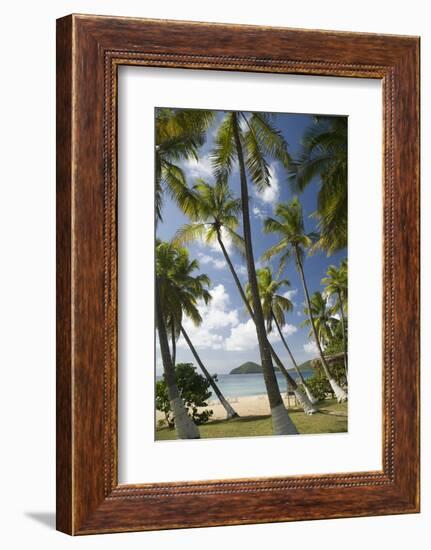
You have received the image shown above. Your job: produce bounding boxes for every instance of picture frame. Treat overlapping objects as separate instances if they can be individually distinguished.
[56,14,420,535]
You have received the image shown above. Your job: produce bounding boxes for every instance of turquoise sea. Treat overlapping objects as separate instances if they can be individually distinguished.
[157,370,314,399]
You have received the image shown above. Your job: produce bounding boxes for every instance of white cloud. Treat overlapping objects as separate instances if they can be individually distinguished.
[177,284,239,351]
[303,341,319,356]
[198,252,225,270]
[252,205,268,220]
[254,163,280,204]
[225,318,297,352]
[234,264,248,276]
[225,319,257,351]
[202,284,239,329]
[268,323,297,342]
[180,325,225,350]
[182,153,213,180]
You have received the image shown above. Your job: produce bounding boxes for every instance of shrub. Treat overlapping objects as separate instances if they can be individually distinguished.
[306,360,347,401]
[156,363,213,428]
[306,369,331,401]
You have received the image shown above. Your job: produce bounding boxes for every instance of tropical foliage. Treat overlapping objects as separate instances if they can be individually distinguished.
[301,291,339,349]
[155,109,214,221]
[246,267,292,334]
[246,267,318,404]
[306,362,346,402]
[156,240,211,332]
[156,240,238,420]
[289,116,347,253]
[322,259,348,372]
[263,199,348,402]
[154,107,349,440]
[174,178,244,255]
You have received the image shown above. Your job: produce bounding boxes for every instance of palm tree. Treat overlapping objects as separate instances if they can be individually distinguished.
[174,178,245,256]
[209,111,301,434]
[154,109,214,438]
[175,179,316,415]
[302,291,339,350]
[289,116,347,254]
[263,198,347,402]
[157,241,238,420]
[322,260,348,374]
[156,243,200,438]
[246,267,318,404]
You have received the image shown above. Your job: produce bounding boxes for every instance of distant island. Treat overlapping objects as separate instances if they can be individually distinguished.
[229,360,313,375]
[297,360,313,371]
[230,361,280,374]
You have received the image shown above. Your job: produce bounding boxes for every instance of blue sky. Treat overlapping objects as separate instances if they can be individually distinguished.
[156,110,347,375]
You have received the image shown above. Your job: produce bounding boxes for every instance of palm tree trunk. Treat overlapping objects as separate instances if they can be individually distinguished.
[231,113,297,435]
[272,312,319,404]
[155,282,200,438]
[217,231,253,316]
[216,230,316,414]
[337,289,348,376]
[296,251,347,402]
[171,322,176,366]
[180,325,239,419]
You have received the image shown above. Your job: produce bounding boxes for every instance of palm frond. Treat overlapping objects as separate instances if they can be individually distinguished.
[162,161,197,216]
[155,239,213,329]
[261,238,289,262]
[241,114,271,191]
[262,217,285,235]
[173,223,208,246]
[211,112,236,182]
[275,295,293,312]
[287,116,347,253]
[250,113,291,170]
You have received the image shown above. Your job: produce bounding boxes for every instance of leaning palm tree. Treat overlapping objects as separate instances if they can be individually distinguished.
[322,260,348,374]
[157,241,238,420]
[175,179,316,416]
[289,116,347,254]
[246,267,318,404]
[154,109,215,438]
[263,198,347,402]
[179,327,238,419]
[156,242,200,438]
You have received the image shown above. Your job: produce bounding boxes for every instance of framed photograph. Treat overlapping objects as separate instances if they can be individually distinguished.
[56,14,420,535]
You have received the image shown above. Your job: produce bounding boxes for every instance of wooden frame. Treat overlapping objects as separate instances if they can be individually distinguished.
[56,14,420,535]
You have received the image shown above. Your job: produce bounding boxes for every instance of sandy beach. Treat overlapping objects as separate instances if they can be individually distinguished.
[156,394,301,424]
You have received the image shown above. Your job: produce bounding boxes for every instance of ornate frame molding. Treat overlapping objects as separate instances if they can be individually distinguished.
[57,15,419,534]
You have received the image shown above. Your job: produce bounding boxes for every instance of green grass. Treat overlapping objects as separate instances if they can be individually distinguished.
[155,399,347,441]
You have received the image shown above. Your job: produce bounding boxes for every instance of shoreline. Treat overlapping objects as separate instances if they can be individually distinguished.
[156,393,305,424]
